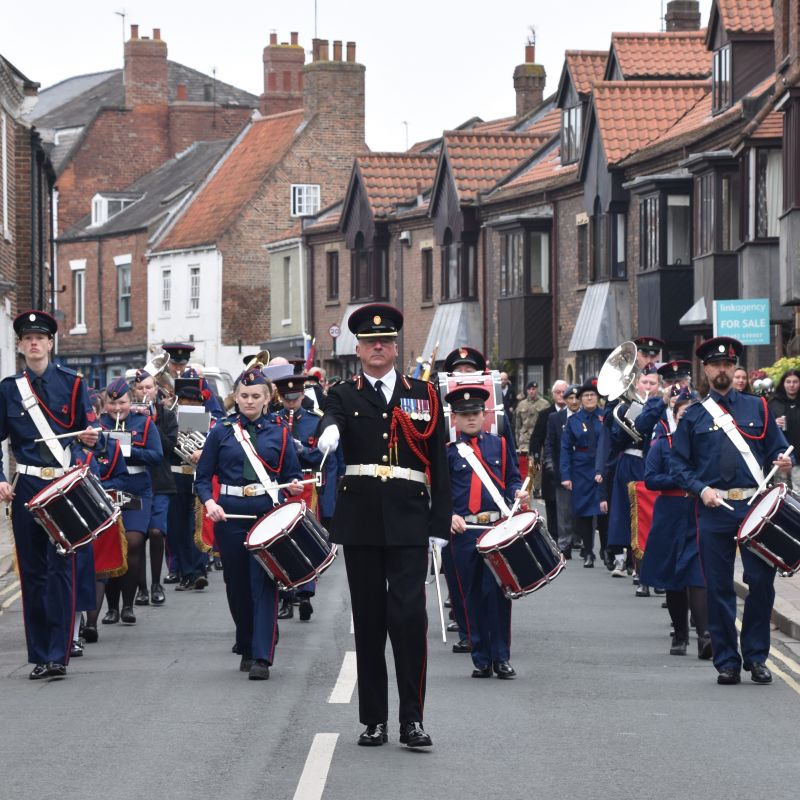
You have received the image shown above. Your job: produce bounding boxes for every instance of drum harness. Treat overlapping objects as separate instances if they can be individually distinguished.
[15,375,70,473]
[701,396,765,495]
[455,441,512,517]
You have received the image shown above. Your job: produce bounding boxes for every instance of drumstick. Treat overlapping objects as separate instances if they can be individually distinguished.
[34,431,83,442]
[269,476,320,492]
[747,445,794,506]
[505,476,531,519]
[430,543,448,645]
[206,513,258,520]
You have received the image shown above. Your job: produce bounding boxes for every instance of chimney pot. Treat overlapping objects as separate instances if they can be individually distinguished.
[176,83,188,101]
[664,0,701,32]
[312,38,321,61]
[525,44,535,63]
[153,28,160,40]
[130,24,139,40]
[333,40,342,61]
[290,31,298,46]
[319,40,329,61]
[270,32,278,46]
[346,41,356,62]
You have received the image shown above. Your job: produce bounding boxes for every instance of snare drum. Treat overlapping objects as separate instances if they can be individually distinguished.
[244,499,337,588]
[737,484,800,576]
[477,510,565,599]
[25,465,120,555]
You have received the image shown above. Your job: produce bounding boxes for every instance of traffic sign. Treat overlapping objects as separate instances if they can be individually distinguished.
[328,324,341,339]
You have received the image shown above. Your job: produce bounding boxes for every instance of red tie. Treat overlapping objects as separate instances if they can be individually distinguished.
[468,438,483,514]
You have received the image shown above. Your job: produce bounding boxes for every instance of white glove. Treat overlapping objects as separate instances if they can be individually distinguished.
[428,536,448,551]
[293,438,304,454]
[318,424,340,453]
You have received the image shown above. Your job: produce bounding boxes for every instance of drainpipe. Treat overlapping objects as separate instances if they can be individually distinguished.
[551,205,558,384]
[298,236,307,355]
[96,238,105,383]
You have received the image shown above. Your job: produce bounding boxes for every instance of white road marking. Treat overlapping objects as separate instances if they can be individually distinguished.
[328,651,357,704]
[349,612,354,634]
[0,588,21,612]
[733,617,800,698]
[0,580,20,598]
[292,733,339,800]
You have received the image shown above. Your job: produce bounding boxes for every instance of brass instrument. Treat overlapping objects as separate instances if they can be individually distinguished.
[244,350,271,372]
[143,351,175,396]
[596,341,644,443]
[174,431,206,466]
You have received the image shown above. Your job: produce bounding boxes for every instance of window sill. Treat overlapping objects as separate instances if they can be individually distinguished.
[69,325,88,335]
[281,319,292,327]
[421,301,434,308]
[186,311,200,318]
[115,325,133,332]
[325,299,340,307]
[158,313,171,319]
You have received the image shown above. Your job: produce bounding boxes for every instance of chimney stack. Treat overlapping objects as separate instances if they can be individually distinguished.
[124,25,168,108]
[513,39,546,117]
[260,29,306,116]
[665,1,701,32]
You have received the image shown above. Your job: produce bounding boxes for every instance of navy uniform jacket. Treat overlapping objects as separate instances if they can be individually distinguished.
[0,362,96,480]
[609,395,664,455]
[447,431,521,516]
[275,407,324,471]
[560,407,608,517]
[98,411,163,493]
[194,412,302,502]
[670,390,790,495]
[544,407,568,482]
[70,437,131,490]
[320,370,452,546]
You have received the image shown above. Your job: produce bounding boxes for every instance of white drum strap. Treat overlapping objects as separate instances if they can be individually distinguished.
[456,441,512,516]
[701,396,765,486]
[15,375,69,469]
[232,422,281,505]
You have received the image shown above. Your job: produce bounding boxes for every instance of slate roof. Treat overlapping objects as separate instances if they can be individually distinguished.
[59,139,230,241]
[355,154,438,216]
[592,80,710,165]
[610,31,710,79]
[565,51,608,96]
[155,109,305,252]
[714,0,774,35]
[443,131,553,202]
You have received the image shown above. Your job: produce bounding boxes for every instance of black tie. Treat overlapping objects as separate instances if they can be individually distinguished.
[374,380,387,407]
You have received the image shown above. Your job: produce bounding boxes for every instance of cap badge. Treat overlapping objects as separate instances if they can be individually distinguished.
[464,392,470,400]
[287,381,294,389]
[373,315,382,325]
[648,339,654,347]
[718,344,725,353]
[29,313,36,322]
[459,348,468,359]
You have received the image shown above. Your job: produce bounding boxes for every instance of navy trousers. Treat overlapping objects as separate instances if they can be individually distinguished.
[167,473,207,579]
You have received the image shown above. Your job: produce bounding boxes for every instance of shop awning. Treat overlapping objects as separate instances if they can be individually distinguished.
[422,301,483,363]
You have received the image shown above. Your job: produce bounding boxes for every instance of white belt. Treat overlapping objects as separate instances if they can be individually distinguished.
[127,466,147,475]
[16,464,66,479]
[219,483,269,497]
[464,511,500,524]
[170,465,196,475]
[714,487,759,501]
[345,464,427,484]
[623,448,643,458]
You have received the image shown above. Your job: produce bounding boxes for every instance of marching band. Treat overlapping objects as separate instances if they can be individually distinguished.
[2,305,800,743]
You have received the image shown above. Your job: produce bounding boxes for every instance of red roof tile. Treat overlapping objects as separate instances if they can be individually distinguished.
[715,0,774,35]
[593,80,710,165]
[525,107,562,136]
[611,31,710,79]
[443,131,552,201]
[356,153,438,216]
[494,145,579,197]
[751,111,783,140]
[157,109,304,251]
[471,116,517,133]
[565,51,608,96]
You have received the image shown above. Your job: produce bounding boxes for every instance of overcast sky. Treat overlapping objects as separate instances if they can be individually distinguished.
[2,0,713,151]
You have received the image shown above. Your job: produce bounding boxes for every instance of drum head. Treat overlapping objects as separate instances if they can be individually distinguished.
[479,511,538,548]
[738,485,784,541]
[247,501,305,547]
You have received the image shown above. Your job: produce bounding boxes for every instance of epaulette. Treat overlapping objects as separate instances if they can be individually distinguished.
[221,419,235,427]
[55,364,80,378]
[309,407,324,417]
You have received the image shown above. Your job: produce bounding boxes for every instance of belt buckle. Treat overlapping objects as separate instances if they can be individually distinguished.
[40,467,56,479]
[376,465,392,482]
[728,489,744,501]
[243,485,257,497]
[182,465,194,475]
[477,513,490,525]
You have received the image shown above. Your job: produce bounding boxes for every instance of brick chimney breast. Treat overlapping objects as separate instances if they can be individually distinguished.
[124,25,168,108]
[513,42,546,117]
[664,1,701,32]
[260,30,306,116]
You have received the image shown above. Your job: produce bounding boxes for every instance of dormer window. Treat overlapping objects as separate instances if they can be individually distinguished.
[561,104,582,164]
[90,194,137,227]
[712,45,731,113]
[291,184,320,217]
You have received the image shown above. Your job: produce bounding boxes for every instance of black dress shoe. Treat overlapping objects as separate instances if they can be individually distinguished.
[452,639,472,654]
[635,585,651,597]
[213,556,223,571]
[150,583,166,605]
[744,662,772,684]
[717,668,741,685]
[446,621,460,632]
[399,722,432,747]
[249,659,270,680]
[70,640,84,658]
[120,606,136,624]
[493,660,516,679]
[82,626,98,644]
[298,596,313,621]
[163,571,180,584]
[193,575,208,590]
[444,597,453,608]
[29,663,48,680]
[358,723,388,746]
[277,599,294,619]
[46,662,67,678]
[239,656,253,672]
[653,588,666,595]
[175,576,193,591]
[471,665,492,678]
[669,636,688,656]
[583,555,594,568]
[102,609,119,625]
[134,588,150,606]
[560,549,572,560]
[697,635,713,660]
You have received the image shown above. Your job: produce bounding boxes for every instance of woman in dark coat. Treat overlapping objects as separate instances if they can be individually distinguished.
[560,381,608,567]
[768,369,800,488]
[639,392,710,659]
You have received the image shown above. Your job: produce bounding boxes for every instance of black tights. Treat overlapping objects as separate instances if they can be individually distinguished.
[138,530,165,589]
[665,587,709,640]
[85,581,106,628]
[106,530,145,610]
[573,516,595,557]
